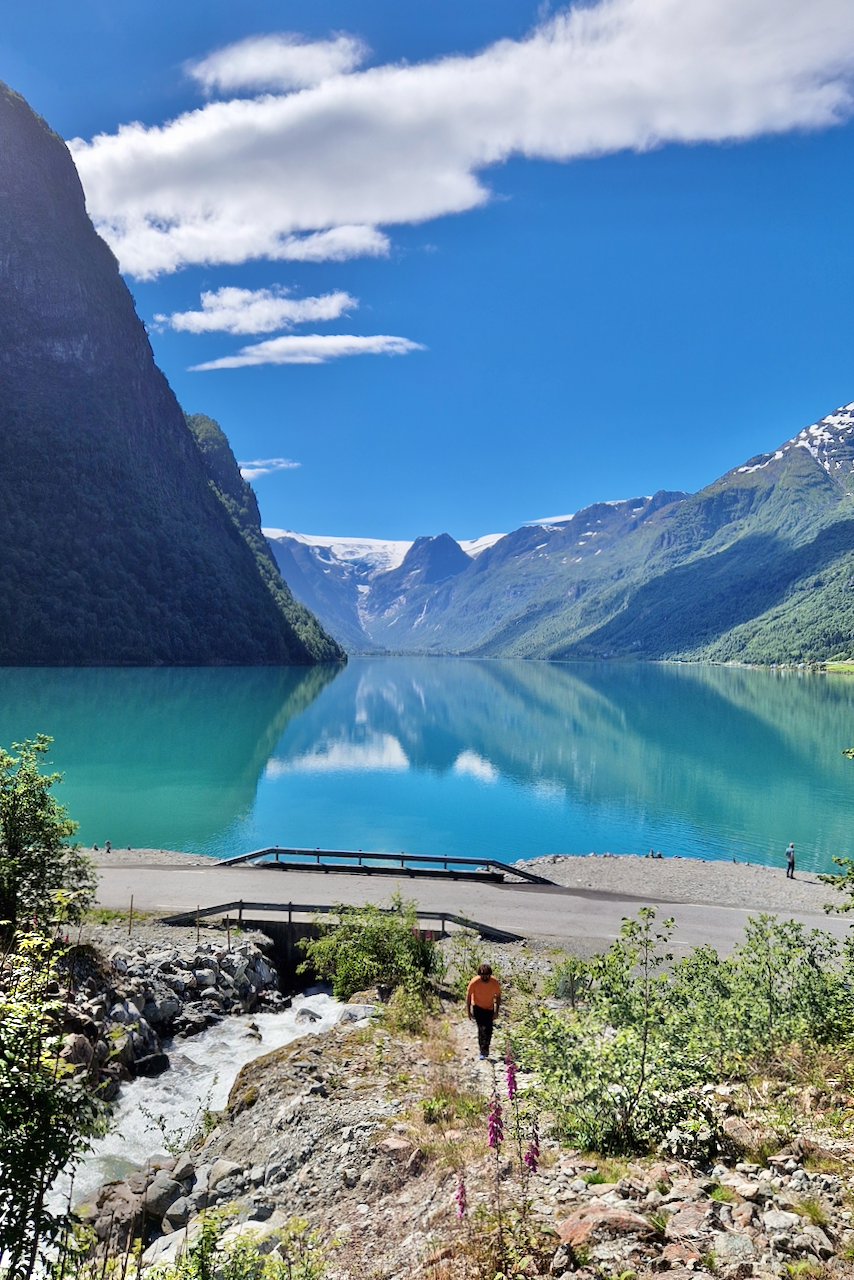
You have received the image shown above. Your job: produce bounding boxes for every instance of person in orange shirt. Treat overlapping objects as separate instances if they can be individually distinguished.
[466,962,502,1060]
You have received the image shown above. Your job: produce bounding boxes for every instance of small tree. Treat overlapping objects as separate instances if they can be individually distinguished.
[0,735,95,935]
[0,928,106,1280]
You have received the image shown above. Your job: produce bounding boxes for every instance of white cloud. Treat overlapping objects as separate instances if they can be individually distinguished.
[238,457,301,480]
[191,332,424,370]
[71,0,854,279]
[188,33,367,94]
[156,285,356,334]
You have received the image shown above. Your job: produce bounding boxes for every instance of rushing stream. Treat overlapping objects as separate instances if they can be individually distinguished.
[57,994,343,1211]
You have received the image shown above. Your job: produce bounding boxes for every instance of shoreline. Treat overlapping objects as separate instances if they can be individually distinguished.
[92,847,845,918]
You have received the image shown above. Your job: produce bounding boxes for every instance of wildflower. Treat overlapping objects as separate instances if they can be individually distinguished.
[523,1125,540,1173]
[487,1095,504,1149]
[455,1175,467,1219]
[505,1050,518,1101]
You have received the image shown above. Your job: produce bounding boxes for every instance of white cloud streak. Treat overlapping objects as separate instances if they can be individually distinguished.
[156,285,356,334]
[71,0,854,279]
[188,33,367,94]
[238,457,301,479]
[191,333,425,370]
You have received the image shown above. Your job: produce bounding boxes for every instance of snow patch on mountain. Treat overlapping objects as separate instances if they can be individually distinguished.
[458,533,505,556]
[264,530,412,574]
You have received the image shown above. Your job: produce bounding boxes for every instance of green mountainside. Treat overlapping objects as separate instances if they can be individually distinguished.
[272,402,854,664]
[184,414,343,663]
[0,82,342,666]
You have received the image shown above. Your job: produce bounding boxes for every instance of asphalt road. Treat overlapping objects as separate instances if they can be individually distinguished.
[95,863,852,955]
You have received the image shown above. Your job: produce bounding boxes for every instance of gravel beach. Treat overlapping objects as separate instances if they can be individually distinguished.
[519,853,837,914]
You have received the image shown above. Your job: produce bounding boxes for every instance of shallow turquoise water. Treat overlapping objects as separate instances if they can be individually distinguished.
[2,658,854,872]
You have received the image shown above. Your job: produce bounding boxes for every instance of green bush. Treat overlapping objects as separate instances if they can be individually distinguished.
[513,907,854,1155]
[298,893,442,1001]
[0,928,106,1278]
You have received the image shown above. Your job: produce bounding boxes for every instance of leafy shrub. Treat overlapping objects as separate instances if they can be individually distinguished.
[0,929,106,1277]
[0,736,96,935]
[543,954,591,1006]
[298,893,442,1000]
[513,907,854,1155]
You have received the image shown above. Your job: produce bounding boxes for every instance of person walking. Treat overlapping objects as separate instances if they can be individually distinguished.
[466,962,502,1060]
[785,843,795,879]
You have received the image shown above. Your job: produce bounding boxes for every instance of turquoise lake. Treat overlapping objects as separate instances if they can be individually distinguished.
[2,658,854,872]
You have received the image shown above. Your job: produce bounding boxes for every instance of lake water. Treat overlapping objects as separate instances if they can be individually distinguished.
[2,658,854,873]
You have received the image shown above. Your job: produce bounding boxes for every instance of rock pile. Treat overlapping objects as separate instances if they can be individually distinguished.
[63,935,285,1098]
[77,1003,399,1268]
[530,1146,854,1278]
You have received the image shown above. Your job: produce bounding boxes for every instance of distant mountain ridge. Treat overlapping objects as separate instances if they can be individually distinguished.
[267,402,854,664]
[0,82,342,666]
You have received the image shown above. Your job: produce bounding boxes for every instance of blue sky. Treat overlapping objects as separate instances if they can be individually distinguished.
[4,0,854,539]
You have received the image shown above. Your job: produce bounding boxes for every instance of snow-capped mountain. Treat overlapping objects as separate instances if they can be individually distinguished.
[263,528,506,651]
[265,401,854,664]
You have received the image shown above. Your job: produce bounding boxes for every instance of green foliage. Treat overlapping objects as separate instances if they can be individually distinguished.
[384,983,432,1034]
[444,929,488,1000]
[145,1214,326,1280]
[543,954,591,1006]
[184,415,343,665]
[298,894,442,1000]
[0,929,106,1279]
[0,736,95,935]
[513,907,854,1155]
[0,80,341,669]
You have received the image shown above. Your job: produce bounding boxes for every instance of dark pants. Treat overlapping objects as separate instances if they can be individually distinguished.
[472,1005,494,1056]
[787,860,795,879]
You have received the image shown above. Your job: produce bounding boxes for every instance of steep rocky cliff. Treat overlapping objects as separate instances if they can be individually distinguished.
[0,83,343,665]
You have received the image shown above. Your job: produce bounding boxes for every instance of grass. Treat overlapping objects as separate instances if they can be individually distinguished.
[420,1082,486,1126]
[584,1157,633,1185]
[85,906,154,925]
[793,1197,830,1228]
[708,1183,736,1203]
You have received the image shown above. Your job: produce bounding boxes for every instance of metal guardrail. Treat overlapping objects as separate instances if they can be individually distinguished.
[158,899,525,943]
[219,846,552,885]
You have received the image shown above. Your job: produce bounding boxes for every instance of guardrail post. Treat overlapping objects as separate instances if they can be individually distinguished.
[238,899,243,925]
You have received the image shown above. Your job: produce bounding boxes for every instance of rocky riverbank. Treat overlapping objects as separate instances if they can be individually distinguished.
[62,922,285,1099]
[75,984,854,1280]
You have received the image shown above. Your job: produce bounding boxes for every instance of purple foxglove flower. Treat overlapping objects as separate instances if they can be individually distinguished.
[487,1095,504,1149]
[505,1051,518,1101]
[455,1175,467,1218]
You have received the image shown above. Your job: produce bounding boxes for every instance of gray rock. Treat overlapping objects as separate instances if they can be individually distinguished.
[141,1234,185,1268]
[764,1210,801,1234]
[209,1158,243,1191]
[194,968,218,989]
[801,1225,834,1257]
[162,1196,191,1232]
[134,1053,170,1078]
[172,1151,195,1182]
[711,1232,755,1262]
[143,1172,182,1219]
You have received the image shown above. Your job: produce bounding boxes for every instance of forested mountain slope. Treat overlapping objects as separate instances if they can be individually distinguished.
[0,82,341,665]
[271,403,854,664]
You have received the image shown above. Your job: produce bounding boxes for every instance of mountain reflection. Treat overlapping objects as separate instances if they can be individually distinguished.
[270,658,854,868]
[0,665,340,849]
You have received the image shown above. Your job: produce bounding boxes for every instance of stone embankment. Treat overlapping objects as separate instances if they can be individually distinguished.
[62,927,284,1098]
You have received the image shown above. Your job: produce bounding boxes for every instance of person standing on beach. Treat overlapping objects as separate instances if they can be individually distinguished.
[466,963,502,1060]
[785,843,795,879]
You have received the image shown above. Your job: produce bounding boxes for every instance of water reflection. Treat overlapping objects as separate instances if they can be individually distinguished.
[0,665,339,849]
[265,659,854,871]
[0,659,852,870]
